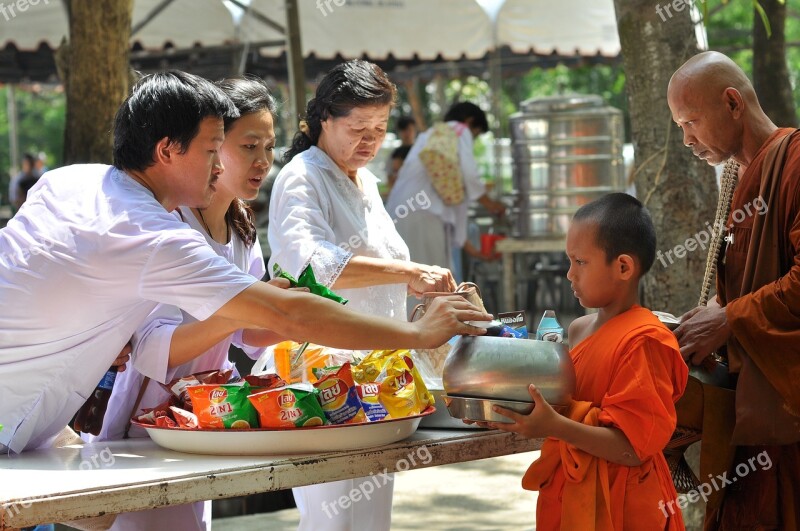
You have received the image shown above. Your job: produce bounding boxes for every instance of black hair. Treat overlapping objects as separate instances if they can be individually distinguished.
[214,77,277,249]
[18,174,39,195]
[22,153,37,168]
[396,115,416,131]
[391,145,412,161]
[573,193,657,275]
[444,102,489,134]
[113,70,238,172]
[284,60,397,163]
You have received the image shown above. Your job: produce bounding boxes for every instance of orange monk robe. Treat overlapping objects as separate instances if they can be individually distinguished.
[523,306,688,531]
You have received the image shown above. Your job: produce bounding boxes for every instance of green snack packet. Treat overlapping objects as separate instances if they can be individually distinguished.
[273,263,349,305]
[312,365,343,380]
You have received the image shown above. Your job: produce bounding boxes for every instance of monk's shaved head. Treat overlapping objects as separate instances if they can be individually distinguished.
[667,51,773,166]
[668,51,757,106]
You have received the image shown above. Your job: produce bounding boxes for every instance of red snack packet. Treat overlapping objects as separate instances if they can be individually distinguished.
[135,397,175,425]
[154,415,177,428]
[244,374,286,390]
[170,406,199,429]
[199,369,234,385]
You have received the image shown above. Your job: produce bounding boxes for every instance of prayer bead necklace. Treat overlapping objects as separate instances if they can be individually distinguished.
[698,159,739,307]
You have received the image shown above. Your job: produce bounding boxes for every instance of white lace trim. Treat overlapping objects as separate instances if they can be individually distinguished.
[305,240,353,288]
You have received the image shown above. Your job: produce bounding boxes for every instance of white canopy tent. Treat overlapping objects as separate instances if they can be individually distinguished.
[238,0,620,60]
[0,0,237,51]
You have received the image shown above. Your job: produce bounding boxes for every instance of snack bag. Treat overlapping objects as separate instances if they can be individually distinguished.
[155,415,177,428]
[199,368,235,385]
[170,406,199,429]
[161,374,202,410]
[313,363,368,425]
[187,382,258,429]
[356,382,389,422]
[135,397,177,425]
[497,311,529,338]
[353,350,433,418]
[248,384,327,428]
[244,373,286,392]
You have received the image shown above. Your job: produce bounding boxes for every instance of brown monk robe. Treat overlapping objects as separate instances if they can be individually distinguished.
[669,51,800,530]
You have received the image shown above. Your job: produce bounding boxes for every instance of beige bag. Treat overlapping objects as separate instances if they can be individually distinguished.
[419,123,467,206]
[410,282,487,376]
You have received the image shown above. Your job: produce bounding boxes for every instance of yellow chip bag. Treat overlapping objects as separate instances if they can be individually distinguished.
[353,350,433,419]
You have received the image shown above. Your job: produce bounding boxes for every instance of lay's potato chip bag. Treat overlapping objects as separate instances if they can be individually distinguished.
[353,350,433,419]
[356,382,389,422]
[313,363,367,425]
[187,382,258,429]
[248,384,327,428]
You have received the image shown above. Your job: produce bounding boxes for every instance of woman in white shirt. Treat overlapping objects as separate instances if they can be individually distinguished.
[268,60,455,531]
[86,77,284,531]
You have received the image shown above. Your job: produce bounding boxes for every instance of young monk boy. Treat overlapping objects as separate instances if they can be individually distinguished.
[490,192,689,530]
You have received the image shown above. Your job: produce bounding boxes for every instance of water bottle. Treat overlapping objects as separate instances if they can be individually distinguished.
[536,310,564,343]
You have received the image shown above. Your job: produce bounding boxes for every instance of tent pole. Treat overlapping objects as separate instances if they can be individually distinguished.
[489,21,503,198]
[7,84,19,176]
[285,0,306,123]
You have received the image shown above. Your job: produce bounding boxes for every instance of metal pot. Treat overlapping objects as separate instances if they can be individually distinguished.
[442,336,576,405]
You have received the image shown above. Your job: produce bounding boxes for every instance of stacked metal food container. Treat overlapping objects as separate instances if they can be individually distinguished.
[509,95,625,237]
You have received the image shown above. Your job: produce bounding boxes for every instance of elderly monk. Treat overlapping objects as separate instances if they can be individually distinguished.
[670,51,800,530]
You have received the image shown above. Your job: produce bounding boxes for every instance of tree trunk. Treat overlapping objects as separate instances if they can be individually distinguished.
[63,0,133,164]
[613,0,718,316]
[753,0,797,127]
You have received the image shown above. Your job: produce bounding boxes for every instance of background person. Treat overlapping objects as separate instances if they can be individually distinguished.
[268,59,453,531]
[386,102,506,276]
[670,51,800,529]
[8,152,39,209]
[0,70,490,455]
[396,115,417,147]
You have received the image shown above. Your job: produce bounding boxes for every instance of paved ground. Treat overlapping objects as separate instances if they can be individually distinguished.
[214,448,705,531]
[215,452,540,531]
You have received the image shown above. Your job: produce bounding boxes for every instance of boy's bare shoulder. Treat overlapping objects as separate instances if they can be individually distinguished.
[568,314,594,347]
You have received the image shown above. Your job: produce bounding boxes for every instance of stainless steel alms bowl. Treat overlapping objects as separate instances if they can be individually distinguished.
[442,395,533,423]
[442,336,576,405]
[442,395,571,423]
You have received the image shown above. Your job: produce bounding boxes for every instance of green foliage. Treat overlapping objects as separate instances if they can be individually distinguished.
[703,0,799,108]
[0,85,66,204]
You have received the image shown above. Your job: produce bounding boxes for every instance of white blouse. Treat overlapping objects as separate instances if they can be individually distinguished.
[268,146,410,321]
